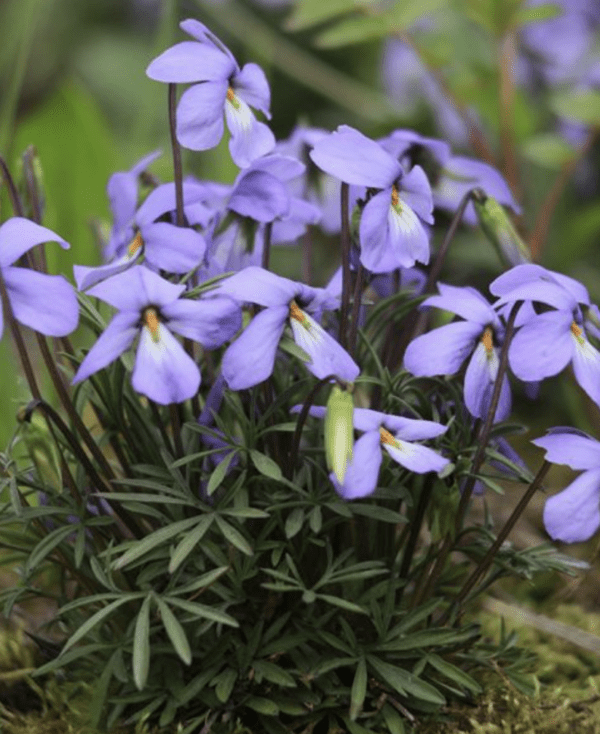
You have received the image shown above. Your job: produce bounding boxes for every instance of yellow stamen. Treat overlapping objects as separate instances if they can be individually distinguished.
[391,185,400,210]
[481,326,494,355]
[379,427,400,449]
[571,321,585,346]
[143,307,161,343]
[127,231,143,259]
[289,300,308,325]
[226,86,240,111]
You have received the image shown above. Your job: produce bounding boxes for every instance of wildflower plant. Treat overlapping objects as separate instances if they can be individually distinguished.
[1,14,599,734]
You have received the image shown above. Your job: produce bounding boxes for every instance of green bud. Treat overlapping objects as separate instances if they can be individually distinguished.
[324,383,354,485]
[472,189,531,267]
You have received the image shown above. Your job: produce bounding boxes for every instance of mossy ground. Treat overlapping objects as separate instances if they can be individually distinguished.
[2,599,600,733]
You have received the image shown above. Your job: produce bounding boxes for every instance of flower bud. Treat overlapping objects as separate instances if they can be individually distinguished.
[472,188,530,267]
[324,383,354,484]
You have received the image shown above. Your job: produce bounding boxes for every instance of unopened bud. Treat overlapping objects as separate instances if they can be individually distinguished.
[324,383,354,484]
[472,189,530,267]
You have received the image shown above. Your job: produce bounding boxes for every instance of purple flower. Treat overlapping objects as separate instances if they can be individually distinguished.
[380,129,520,226]
[300,406,448,499]
[0,218,78,338]
[309,125,434,273]
[217,266,359,389]
[146,19,275,167]
[73,265,241,404]
[76,181,211,291]
[490,264,600,408]
[533,428,600,543]
[403,283,511,422]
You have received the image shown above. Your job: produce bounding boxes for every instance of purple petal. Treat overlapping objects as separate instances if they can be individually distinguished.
[400,165,434,224]
[179,19,237,65]
[543,468,600,543]
[72,312,139,384]
[359,189,429,272]
[334,430,382,499]
[289,308,360,382]
[86,265,185,311]
[234,63,271,118]
[384,416,448,441]
[217,266,299,307]
[222,306,288,389]
[425,283,497,325]
[464,341,511,422]
[0,218,68,268]
[161,295,241,348]
[533,431,600,470]
[142,222,206,273]
[74,253,138,292]
[132,323,200,404]
[3,267,78,336]
[508,310,573,381]
[146,42,235,83]
[383,437,449,474]
[271,197,322,244]
[247,154,305,183]
[403,321,482,376]
[176,82,227,151]
[107,173,138,234]
[571,329,600,407]
[492,280,577,312]
[309,126,401,188]
[225,100,276,168]
[228,170,289,222]
[434,155,520,225]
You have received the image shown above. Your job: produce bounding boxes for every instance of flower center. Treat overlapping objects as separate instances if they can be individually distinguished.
[481,326,494,355]
[391,185,401,211]
[379,427,400,449]
[127,231,144,259]
[571,321,585,346]
[226,86,241,111]
[143,307,161,343]
[289,300,308,326]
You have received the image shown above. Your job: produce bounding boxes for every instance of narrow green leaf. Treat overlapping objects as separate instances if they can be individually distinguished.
[169,515,213,574]
[61,597,132,654]
[250,450,283,482]
[315,14,389,48]
[382,703,406,734]
[309,506,322,533]
[285,507,304,539]
[214,667,237,703]
[349,504,407,523]
[133,595,152,691]
[426,654,482,694]
[222,507,269,519]
[26,524,79,574]
[551,89,600,125]
[253,660,296,687]
[113,516,199,570]
[369,656,445,704]
[379,628,478,652]
[74,528,86,569]
[207,451,238,496]
[215,515,253,556]
[246,696,279,715]
[317,594,368,615]
[155,597,192,665]
[350,657,367,720]
[165,597,239,627]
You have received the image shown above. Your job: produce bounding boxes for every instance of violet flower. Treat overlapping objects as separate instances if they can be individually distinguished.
[76,181,211,291]
[380,129,520,226]
[0,218,78,338]
[217,266,359,389]
[73,265,241,404]
[146,19,275,167]
[490,264,600,408]
[301,406,448,499]
[533,428,600,543]
[403,283,511,422]
[309,125,434,273]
